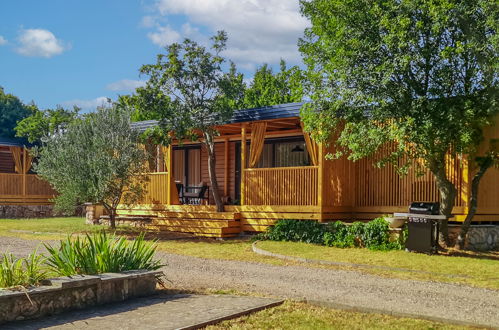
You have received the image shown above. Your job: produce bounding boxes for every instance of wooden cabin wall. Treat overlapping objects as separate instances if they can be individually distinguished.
[321,143,355,208]
[475,116,499,215]
[0,148,15,173]
[200,141,236,203]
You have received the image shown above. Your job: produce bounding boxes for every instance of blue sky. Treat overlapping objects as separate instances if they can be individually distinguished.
[0,0,307,112]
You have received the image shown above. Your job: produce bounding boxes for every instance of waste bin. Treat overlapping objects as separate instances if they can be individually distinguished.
[395,202,446,254]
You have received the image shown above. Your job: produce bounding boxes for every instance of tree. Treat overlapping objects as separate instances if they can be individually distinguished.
[130,31,244,212]
[15,106,80,143]
[34,106,148,229]
[299,0,498,245]
[244,60,305,108]
[0,87,33,138]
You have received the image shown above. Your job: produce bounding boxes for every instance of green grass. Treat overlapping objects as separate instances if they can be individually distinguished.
[207,301,481,330]
[1,217,497,290]
[257,241,499,289]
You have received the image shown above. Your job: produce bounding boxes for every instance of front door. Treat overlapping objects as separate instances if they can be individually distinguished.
[173,146,201,188]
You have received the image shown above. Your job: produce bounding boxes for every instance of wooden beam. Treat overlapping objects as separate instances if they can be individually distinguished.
[22,147,26,197]
[166,145,173,205]
[224,137,229,196]
[317,142,324,221]
[241,124,247,205]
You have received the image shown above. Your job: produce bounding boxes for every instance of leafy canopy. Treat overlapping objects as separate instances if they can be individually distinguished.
[0,87,33,138]
[300,0,498,166]
[127,31,245,144]
[15,106,80,143]
[34,106,148,221]
[243,60,305,109]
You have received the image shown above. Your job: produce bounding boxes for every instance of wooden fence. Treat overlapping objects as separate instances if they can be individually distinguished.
[243,166,319,205]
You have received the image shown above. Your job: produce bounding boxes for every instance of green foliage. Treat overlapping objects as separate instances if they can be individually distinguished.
[44,231,162,276]
[263,219,325,244]
[299,0,499,229]
[0,87,34,138]
[15,106,80,143]
[34,106,148,227]
[243,60,305,109]
[0,252,47,288]
[263,219,403,251]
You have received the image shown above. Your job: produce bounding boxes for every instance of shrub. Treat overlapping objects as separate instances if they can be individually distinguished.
[263,220,326,244]
[0,252,47,288]
[262,218,404,251]
[45,231,162,276]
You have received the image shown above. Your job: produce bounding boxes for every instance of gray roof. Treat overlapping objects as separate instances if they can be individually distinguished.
[0,136,32,147]
[131,102,304,132]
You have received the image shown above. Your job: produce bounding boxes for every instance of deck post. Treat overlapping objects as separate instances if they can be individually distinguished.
[224,138,229,197]
[241,124,247,205]
[317,143,325,222]
[166,145,173,205]
[22,147,27,197]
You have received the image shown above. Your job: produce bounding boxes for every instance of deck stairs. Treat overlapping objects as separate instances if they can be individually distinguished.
[110,209,242,238]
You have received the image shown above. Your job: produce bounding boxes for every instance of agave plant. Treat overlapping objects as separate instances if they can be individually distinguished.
[44,231,162,276]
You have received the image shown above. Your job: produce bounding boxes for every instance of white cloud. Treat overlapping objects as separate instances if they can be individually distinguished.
[147,0,308,67]
[106,79,146,92]
[147,25,181,47]
[61,97,111,111]
[0,36,7,46]
[141,15,157,28]
[16,28,68,58]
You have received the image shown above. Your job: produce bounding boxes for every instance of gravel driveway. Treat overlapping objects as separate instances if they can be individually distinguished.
[1,236,498,328]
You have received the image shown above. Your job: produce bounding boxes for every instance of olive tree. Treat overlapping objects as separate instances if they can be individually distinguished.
[34,106,148,229]
[299,0,498,245]
[130,31,244,212]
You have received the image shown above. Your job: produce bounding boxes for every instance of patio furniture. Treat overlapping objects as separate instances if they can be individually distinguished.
[183,183,209,205]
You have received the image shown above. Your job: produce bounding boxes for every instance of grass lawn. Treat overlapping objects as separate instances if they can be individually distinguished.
[207,301,480,330]
[1,217,497,289]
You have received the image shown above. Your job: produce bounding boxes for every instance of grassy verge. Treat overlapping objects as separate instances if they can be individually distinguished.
[257,240,499,289]
[206,300,480,330]
[1,218,497,289]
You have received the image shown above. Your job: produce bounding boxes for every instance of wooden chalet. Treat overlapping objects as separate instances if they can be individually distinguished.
[0,137,54,206]
[116,103,499,238]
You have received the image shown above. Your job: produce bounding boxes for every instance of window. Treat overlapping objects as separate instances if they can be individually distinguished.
[248,137,310,168]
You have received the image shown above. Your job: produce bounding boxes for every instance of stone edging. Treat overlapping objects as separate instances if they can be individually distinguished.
[251,241,469,278]
[0,270,163,324]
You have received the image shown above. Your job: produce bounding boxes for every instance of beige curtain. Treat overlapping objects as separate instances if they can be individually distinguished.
[162,145,180,204]
[23,148,33,173]
[301,122,319,166]
[249,122,267,168]
[9,147,23,174]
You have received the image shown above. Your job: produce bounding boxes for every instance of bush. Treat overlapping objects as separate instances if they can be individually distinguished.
[0,252,47,288]
[262,218,404,251]
[263,219,325,244]
[44,231,162,276]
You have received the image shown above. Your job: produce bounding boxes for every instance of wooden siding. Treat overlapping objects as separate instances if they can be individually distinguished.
[140,172,169,205]
[200,141,236,202]
[0,151,15,173]
[243,166,318,205]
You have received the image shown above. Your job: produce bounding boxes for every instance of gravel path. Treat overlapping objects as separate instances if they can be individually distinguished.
[1,236,498,328]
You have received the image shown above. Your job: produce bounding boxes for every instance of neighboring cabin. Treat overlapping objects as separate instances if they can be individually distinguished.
[102,103,499,238]
[0,137,54,217]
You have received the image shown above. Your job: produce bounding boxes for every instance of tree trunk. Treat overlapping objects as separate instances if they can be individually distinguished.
[456,157,494,250]
[204,132,224,212]
[428,156,457,247]
[102,204,116,229]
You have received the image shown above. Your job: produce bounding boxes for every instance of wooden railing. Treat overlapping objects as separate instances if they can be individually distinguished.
[243,166,319,205]
[140,172,169,204]
[0,173,54,202]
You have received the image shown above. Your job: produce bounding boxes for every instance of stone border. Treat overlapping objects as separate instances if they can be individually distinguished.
[0,270,163,324]
[251,241,469,278]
